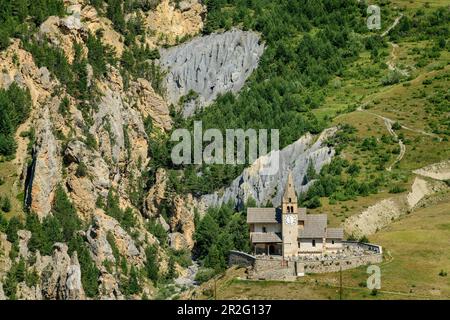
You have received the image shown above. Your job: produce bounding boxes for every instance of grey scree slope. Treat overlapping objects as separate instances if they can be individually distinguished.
[159,29,265,117]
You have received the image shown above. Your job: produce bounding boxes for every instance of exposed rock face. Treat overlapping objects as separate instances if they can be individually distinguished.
[16,283,43,300]
[127,78,172,131]
[41,243,85,300]
[169,194,196,250]
[39,12,86,64]
[28,107,62,219]
[18,230,32,260]
[64,140,111,219]
[160,29,265,116]
[200,128,337,211]
[65,252,85,300]
[86,210,144,266]
[413,160,450,181]
[81,4,124,56]
[144,168,168,218]
[144,0,205,47]
[0,233,12,282]
[98,270,124,300]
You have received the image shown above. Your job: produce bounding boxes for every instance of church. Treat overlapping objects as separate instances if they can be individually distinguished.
[247,172,344,258]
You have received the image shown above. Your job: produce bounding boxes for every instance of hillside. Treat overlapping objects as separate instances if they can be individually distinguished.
[0,0,449,300]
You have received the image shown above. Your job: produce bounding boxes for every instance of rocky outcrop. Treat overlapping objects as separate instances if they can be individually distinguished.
[18,230,32,260]
[127,78,172,131]
[86,210,144,266]
[160,29,265,116]
[98,270,124,300]
[28,107,62,219]
[0,233,12,280]
[65,252,85,300]
[144,168,169,218]
[16,283,43,300]
[144,0,205,47]
[169,195,196,250]
[39,10,86,64]
[41,243,85,300]
[64,140,111,219]
[199,128,337,211]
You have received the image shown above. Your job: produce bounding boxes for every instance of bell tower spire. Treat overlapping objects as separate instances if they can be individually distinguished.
[282,171,298,214]
[281,171,299,258]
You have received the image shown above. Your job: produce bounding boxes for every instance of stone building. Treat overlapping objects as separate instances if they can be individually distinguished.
[247,172,344,258]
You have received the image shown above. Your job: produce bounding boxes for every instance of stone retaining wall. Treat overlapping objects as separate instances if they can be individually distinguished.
[229,242,383,280]
[228,250,256,268]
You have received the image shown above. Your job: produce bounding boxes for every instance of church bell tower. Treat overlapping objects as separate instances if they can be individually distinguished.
[281,172,299,258]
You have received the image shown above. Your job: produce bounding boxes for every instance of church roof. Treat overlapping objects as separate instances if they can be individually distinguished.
[247,207,281,224]
[251,232,282,243]
[327,228,344,239]
[298,214,328,238]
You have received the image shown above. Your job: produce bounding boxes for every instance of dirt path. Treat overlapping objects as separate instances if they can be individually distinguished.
[381,14,403,37]
[387,42,410,77]
[356,107,405,171]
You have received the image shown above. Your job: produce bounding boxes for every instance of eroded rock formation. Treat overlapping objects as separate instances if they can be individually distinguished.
[160,29,265,116]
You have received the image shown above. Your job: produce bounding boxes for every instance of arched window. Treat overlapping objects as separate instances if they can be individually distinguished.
[262,227,267,233]
[289,198,292,203]
[312,239,316,247]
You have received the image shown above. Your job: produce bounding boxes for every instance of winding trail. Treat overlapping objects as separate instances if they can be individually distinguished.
[356,107,441,171]
[357,107,405,171]
[387,42,409,77]
[381,14,403,37]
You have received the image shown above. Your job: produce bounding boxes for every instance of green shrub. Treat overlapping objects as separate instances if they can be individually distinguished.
[1,196,11,212]
[76,162,88,178]
[359,235,369,243]
[381,71,401,86]
[389,185,407,194]
[194,268,217,284]
[145,245,159,284]
[392,122,402,130]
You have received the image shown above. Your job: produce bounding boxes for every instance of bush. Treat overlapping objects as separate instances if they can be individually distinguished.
[389,185,407,194]
[359,235,369,243]
[381,71,402,86]
[439,270,447,277]
[392,122,402,130]
[1,196,11,212]
[145,245,159,284]
[76,162,88,178]
[194,268,217,284]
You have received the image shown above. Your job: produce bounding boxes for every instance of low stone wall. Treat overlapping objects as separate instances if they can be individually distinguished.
[228,250,256,268]
[343,241,383,254]
[302,253,382,274]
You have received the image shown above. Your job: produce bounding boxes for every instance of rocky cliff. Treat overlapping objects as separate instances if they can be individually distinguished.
[159,29,265,116]
[0,0,202,300]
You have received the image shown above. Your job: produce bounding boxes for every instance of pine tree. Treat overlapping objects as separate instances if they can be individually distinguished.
[145,245,159,284]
